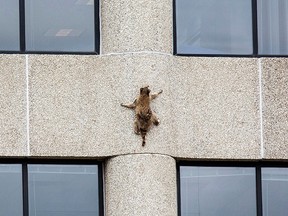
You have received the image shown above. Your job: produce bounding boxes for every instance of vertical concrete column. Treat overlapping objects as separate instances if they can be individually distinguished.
[105,154,177,216]
[101,0,173,54]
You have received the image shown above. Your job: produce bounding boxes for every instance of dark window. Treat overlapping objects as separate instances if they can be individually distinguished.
[179,163,288,216]
[0,0,99,53]
[0,161,103,216]
[257,0,288,55]
[262,168,288,216]
[175,0,253,55]
[0,0,20,51]
[25,0,95,52]
[0,164,23,216]
[180,166,257,216]
[28,164,100,216]
[174,0,288,56]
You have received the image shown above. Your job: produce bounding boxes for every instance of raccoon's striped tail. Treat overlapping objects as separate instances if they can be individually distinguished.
[140,129,147,146]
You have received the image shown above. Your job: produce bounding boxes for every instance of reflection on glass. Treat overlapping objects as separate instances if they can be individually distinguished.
[25,0,95,52]
[180,166,257,216]
[176,0,253,55]
[28,164,99,216]
[0,164,22,216]
[0,0,20,51]
[262,168,288,216]
[258,0,288,55]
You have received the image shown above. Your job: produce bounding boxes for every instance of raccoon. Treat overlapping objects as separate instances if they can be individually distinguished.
[121,86,162,146]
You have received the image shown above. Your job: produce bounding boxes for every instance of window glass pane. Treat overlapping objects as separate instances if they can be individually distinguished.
[25,0,95,52]
[180,166,257,216]
[0,0,20,51]
[28,164,99,216]
[262,168,288,216]
[176,0,253,55]
[258,0,288,55]
[0,164,22,216]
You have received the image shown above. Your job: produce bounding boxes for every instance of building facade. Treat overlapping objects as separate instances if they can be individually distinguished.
[0,0,288,215]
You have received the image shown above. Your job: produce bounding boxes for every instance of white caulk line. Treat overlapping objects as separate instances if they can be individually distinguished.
[26,54,30,156]
[258,58,264,158]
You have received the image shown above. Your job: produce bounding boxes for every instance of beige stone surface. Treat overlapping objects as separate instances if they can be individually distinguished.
[105,154,177,216]
[262,58,288,159]
[29,54,173,157]
[0,55,27,156]
[171,57,261,159]
[101,0,172,54]
[29,54,261,159]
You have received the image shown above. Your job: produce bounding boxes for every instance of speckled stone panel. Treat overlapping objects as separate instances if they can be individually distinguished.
[170,57,261,159]
[262,58,288,159]
[101,0,172,54]
[105,154,177,216]
[29,54,261,159]
[29,54,174,157]
[0,55,27,156]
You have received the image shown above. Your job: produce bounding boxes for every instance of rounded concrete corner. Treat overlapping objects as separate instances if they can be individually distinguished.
[105,154,177,216]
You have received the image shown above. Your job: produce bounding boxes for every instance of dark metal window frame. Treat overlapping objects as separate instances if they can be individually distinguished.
[0,0,100,55]
[0,158,104,216]
[173,0,288,57]
[177,161,288,216]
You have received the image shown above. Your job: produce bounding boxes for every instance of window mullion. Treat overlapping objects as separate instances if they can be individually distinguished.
[252,0,259,56]
[256,166,263,216]
[98,163,104,216]
[94,0,100,54]
[19,0,26,52]
[22,163,29,216]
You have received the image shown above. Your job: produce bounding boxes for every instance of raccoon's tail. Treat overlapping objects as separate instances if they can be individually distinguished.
[140,129,147,146]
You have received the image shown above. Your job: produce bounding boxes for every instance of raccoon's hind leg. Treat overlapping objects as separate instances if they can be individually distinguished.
[134,120,140,135]
[151,113,160,126]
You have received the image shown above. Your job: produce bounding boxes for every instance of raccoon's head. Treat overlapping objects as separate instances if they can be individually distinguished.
[140,86,150,96]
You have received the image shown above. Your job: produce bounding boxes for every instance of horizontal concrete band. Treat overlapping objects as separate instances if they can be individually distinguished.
[0,54,287,160]
[105,153,177,216]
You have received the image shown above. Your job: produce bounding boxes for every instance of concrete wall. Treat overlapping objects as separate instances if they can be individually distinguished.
[0,0,288,215]
[2,54,284,160]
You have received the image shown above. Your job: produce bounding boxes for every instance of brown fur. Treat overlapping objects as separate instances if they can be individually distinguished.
[121,86,162,146]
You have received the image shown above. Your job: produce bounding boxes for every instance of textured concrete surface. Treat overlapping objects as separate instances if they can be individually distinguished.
[171,57,261,159]
[105,154,177,216]
[0,55,27,156]
[101,0,173,54]
[29,55,106,157]
[262,58,288,159]
[28,54,261,159]
[29,54,173,157]
[0,0,264,160]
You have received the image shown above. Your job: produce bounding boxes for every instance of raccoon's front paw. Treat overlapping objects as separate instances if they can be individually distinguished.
[154,119,160,126]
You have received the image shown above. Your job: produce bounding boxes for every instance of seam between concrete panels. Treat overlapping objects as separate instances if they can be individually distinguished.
[25,54,30,156]
[106,152,176,160]
[101,51,173,57]
[258,58,264,159]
